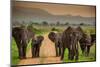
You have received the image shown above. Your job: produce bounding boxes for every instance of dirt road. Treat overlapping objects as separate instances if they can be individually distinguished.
[18,33,62,65]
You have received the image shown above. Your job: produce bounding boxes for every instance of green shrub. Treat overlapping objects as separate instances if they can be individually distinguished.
[51,27,60,32]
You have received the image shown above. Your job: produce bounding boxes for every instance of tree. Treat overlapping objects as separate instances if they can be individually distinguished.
[80,23,85,26]
[29,21,39,25]
[56,21,60,26]
[65,22,69,25]
[42,21,48,25]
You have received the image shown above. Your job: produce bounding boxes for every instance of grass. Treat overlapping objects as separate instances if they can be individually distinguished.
[11,38,19,65]
[81,26,96,34]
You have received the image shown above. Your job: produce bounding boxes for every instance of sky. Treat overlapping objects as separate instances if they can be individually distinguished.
[13,1,96,17]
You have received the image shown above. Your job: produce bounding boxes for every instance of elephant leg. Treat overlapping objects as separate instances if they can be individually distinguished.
[18,47,23,59]
[86,46,90,56]
[34,47,36,57]
[36,46,39,57]
[70,51,74,60]
[59,46,61,56]
[80,45,84,54]
[37,47,40,57]
[35,47,38,57]
[61,47,65,60]
[35,46,38,57]
[32,47,35,57]
[75,44,79,60]
[80,45,82,54]
[68,48,71,60]
[57,42,61,56]
[23,45,27,59]
[55,44,58,57]
[33,47,36,57]
[16,42,23,59]
[80,44,85,55]
[60,47,62,57]
[68,45,74,60]
[69,48,74,60]
[32,46,35,58]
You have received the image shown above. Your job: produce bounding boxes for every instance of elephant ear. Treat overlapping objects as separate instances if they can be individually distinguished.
[76,26,83,33]
[48,32,57,42]
[66,26,72,31]
[63,26,73,35]
[37,35,44,42]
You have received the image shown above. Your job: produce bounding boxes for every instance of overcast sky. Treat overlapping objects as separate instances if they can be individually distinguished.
[13,1,96,17]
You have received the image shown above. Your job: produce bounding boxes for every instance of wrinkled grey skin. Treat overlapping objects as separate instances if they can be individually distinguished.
[12,27,35,59]
[48,32,62,56]
[61,26,83,60]
[31,36,44,58]
[79,33,91,56]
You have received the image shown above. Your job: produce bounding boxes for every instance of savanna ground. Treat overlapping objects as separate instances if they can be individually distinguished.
[11,25,96,65]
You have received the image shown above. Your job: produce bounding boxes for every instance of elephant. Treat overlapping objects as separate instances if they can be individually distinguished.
[79,33,91,56]
[79,33,96,56]
[61,26,83,60]
[31,35,44,58]
[48,32,62,57]
[12,27,35,59]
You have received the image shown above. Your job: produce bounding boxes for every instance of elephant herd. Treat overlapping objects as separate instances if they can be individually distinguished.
[12,26,96,61]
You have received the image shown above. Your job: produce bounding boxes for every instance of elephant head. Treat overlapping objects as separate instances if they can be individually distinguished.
[48,32,57,42]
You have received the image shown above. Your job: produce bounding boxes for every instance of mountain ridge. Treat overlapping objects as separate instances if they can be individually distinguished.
[12,7,96,25]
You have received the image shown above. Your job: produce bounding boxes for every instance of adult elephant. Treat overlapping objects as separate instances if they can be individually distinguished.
[61,26,83,60]
[12,26,35,59]
[48,32,62,56]
[31,35,44,58]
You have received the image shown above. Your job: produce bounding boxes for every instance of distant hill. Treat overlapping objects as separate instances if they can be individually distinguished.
[12,7,96,25]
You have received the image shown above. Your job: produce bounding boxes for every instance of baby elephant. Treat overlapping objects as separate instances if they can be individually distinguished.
[31,36,44,58]
[79,33,91,56]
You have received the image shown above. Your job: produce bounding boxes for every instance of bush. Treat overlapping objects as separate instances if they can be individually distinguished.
[51,27,60,32]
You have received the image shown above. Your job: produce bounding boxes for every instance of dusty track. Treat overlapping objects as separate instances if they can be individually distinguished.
[18,33,62,65]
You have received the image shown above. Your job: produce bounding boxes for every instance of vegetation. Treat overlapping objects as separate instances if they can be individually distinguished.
[11,38,19,65]
[80,23,85,26]
[64,22,69,25]
[51,27,61,32]
[42,21,48,25]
